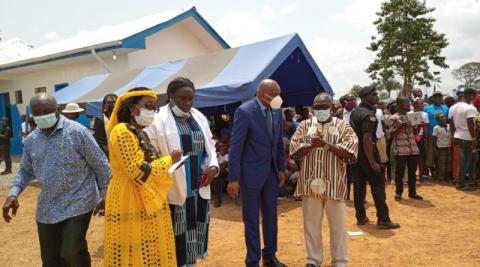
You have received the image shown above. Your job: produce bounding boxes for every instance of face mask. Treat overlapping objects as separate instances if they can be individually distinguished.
[105,104,115,117]
[314,109,331,122]
[345,101,356,111]
[171,104,191,118]
[266,95,283,109]
[34,113,58,129]
[134,108,155,127]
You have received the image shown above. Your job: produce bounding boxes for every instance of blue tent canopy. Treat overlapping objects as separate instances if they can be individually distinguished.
[53,33,333,116]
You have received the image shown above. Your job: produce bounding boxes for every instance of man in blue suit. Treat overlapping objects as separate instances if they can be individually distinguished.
[228,79,287,267]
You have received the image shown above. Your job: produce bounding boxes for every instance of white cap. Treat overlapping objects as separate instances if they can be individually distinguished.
[62,103,84,113]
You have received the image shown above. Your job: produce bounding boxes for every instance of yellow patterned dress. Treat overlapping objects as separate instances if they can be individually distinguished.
[104,123,176,266]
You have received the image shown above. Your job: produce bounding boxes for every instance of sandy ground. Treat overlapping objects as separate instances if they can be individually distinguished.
[0,170,479,267]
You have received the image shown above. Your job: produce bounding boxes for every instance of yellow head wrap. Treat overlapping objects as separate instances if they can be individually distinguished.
[106,89,158,134]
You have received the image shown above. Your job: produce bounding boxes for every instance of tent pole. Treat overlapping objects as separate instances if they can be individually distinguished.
[91,49,112,73]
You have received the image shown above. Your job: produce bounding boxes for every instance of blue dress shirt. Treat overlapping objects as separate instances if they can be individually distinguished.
[8,116,111,224]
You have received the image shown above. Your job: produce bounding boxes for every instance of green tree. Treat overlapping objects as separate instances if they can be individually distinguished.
[350,84,362,98]
[373,77,402,97]
[367,0,449,97]
[452,62,480,88]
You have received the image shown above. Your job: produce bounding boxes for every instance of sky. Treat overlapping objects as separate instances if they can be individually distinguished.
[0,0,479,97]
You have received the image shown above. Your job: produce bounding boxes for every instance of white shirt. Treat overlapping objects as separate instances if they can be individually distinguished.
[375,109,385,139]
[448,102,478,141]
[217,153,229,171]
[408,111,429,136]
[432,125,451,148]
[343,110,352,124]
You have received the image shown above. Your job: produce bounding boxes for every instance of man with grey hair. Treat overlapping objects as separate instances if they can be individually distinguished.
[290,92,358,267]
[2,94,111,267]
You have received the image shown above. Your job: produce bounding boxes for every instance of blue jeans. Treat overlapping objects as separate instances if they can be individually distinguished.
[457,139,476,186]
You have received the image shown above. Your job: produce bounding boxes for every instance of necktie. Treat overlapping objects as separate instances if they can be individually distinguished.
[265,108,273,139]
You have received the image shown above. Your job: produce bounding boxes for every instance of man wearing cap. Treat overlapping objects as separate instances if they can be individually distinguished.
[62,103,91,128]
[350,85,400,229]
[424,92,448,179]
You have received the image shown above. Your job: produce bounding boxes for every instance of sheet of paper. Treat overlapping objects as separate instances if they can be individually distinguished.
[347,231,364,236]
[168,155,189,174]
[407,112,423,126]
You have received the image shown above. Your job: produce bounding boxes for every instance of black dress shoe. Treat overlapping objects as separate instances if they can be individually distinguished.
[263,257,287,267]
[305,264,317,267]
[409,194,423,200]
[377,221,400,229]
[0,170,12,175]
[357,217,370,225]
[394,194,402,201]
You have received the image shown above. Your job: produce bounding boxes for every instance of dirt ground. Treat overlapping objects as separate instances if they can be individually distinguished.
[0,180,479,267]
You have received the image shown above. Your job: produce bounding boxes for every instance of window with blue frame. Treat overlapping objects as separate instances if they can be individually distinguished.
[54,83,69,92]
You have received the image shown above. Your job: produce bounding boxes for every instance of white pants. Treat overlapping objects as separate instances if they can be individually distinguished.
[302,197,348,267]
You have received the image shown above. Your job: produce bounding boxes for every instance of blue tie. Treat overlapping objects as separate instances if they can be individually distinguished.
[265,108,273,139]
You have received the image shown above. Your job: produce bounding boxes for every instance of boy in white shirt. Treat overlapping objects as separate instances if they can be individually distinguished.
[432,113,452,182]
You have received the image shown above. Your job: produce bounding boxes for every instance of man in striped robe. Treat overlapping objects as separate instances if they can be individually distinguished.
[290,93,359,267]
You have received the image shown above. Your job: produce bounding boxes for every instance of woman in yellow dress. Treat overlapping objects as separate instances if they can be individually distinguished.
[104,87,181,266]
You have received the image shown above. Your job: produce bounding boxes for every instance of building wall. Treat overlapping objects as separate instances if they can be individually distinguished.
[128,21,214,69]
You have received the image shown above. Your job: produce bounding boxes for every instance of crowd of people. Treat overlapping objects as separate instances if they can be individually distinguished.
[1,76,479,267]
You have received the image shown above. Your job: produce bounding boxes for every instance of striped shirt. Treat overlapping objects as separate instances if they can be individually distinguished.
[290,117,359,200]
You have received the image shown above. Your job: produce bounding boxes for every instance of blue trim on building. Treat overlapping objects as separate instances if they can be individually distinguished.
[54,82,69,92]
[10,104,23,155]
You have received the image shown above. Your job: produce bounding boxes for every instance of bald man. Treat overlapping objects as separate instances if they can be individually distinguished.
[228,79,287,267]
[2,94,111,267]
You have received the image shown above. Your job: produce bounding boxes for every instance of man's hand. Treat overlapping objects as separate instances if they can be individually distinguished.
[227,181,240,199]
[278,171,286,187]
[200,166,218,187]
[93,200,105,216]
[3,196,19,223]
[311,133,326,148]
[370,162,382,174]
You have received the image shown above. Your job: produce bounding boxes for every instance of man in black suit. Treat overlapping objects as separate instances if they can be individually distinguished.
[93,94,117,156]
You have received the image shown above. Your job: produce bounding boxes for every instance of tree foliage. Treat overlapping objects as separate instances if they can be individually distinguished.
[452,62,480,88]
[367,0,449,96]
[350,84,362,98]
[372,78,402,97]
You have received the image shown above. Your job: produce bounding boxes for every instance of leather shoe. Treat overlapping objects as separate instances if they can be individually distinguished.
[409,194,423,200]
[377,221,400,229]
[263,257,287,267]
[305,264,317,267]
[394,194,401,201]
[357,217,369,225]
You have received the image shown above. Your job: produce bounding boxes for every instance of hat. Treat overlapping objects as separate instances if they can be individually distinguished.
[62,103,84,113]
[432,91,443,97]
[358,86,376,98]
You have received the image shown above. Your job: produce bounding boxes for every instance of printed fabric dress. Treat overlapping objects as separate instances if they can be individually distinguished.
[171,115,210,267]
[104,123,177,267]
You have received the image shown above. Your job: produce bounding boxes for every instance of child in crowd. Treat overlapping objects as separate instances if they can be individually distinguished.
[432,113,452,182]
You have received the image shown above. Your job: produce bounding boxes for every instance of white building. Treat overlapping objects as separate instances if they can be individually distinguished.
[0,6,228,153]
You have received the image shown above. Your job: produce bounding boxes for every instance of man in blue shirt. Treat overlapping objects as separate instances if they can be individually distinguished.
[2,94,111,267]
[424,91,449,178]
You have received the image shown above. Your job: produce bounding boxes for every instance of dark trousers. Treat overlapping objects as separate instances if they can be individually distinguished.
[353,162,390,223]
[346,165,353,200]
[242,171,278,266]
[0,144,12,171]
[37,212,93,267]
[395,155,418,196]
[436,147,452,180]
[214,170,228,204]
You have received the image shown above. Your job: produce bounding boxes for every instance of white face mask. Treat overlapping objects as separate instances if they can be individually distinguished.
[314,109,331,122]
[266,94,283,109]
[34,113,58,129]
[134,108,155,127]
[171,104,191,118]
